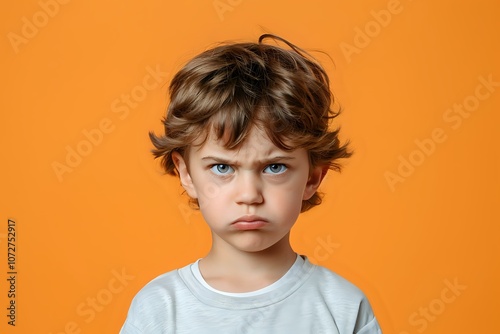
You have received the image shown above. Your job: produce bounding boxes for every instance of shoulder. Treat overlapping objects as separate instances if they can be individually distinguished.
[309,262,367,301]
[304,260,382,333]
[120,264,191,333]
[130,265,189,308]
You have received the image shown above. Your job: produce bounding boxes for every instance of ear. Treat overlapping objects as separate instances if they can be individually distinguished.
[172,151,198,199]
[303,165,328,200]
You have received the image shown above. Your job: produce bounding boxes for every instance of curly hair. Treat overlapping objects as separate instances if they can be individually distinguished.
[150,34,352,212]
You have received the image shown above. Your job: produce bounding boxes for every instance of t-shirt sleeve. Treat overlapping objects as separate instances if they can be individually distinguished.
[119,295,145,334]
[356,317,382,334]
[119,281,174,334]
[354,297,383,334]
[120,320,142,334]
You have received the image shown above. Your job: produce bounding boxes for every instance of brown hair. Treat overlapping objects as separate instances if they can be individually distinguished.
[150,34,352,211]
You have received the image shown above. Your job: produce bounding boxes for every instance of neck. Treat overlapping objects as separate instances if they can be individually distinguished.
[199,233,297,291]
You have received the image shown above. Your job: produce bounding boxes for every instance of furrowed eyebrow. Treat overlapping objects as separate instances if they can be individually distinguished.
[201,156,232,164]
[201,156,295,165]
[259,156,296,164]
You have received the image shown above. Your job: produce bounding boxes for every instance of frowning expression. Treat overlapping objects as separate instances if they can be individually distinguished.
[173,126,325,253]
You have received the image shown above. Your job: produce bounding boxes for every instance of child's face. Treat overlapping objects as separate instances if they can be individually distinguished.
[173,126,325,253]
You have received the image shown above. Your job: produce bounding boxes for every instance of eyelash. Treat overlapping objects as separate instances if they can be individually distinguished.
[210,164,234,175]
[208,163,288,176]
[263,164,287,174]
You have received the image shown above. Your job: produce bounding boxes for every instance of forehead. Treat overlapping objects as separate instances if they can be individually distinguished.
[190,125,304,161]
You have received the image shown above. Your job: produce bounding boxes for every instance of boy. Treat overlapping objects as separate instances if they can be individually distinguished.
[121,34,382,333]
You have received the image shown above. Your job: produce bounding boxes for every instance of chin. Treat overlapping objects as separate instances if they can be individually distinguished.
[224,237,267,252]
[233,243,273,253]
[230,235,285,253]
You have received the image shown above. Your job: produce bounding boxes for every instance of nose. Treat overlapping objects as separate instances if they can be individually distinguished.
[234,171,263,205]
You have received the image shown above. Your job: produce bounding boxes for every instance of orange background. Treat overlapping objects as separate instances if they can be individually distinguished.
[1,0,499,333]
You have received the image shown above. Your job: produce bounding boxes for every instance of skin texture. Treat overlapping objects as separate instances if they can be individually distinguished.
[172,126,326,292]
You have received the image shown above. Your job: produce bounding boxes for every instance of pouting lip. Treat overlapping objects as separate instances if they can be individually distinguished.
[231,215,268,224]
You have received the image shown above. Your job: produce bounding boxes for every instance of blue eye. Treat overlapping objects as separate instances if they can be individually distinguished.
[263,164,287,174]
[210,164,234,175]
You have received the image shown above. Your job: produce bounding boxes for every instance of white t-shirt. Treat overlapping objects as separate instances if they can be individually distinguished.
[120,255,382,333]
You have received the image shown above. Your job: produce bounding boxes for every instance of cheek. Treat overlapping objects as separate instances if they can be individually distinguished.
[199,184,222,203]
[191,172,224,203]
[196,182,231,217]
[266,186,304,218]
